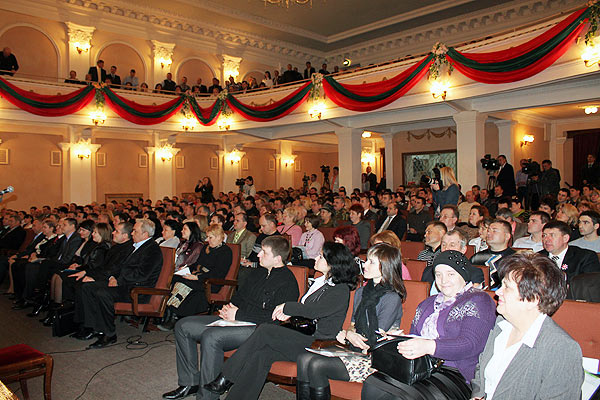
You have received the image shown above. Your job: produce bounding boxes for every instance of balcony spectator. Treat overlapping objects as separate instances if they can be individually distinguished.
[139,82,149,92]
[262,71,273,88]
[0,47,18,76]
[282,64,296,84]
[318,63,329,75]
[175,86,182,94]
[193,78,208,94]
[273,69,283,86]
[108,65,121,88]
[123,69,139,90]
[333,65,340,73]
[84,73,92,84]
[104,77,113,86]
[154,83,163,94]
[163,72,176,92]
[88,59,107,83]
[303,61,315,79]
[249,77,259,90]
[180,76,190,92]
[293,66,302,80]
[64,70,81,85]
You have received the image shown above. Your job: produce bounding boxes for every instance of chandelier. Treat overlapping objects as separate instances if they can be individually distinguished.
[264,0,312,8]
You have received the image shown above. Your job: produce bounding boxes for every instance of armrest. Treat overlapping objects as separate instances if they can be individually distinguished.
[203,278,238,305]
[129,287,171,316]
[310,340,343,350]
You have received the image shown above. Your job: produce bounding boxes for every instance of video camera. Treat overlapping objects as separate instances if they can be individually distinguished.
[235,178,246,187]
[480,154,500,171]
[522,158,541,176]
[320,165,330,174]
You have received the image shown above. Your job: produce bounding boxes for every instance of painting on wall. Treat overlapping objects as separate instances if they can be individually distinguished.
[50,150,61,166]
[138,153,148,168]
[242,157,249,171]
[96,152,106,167]
[0,149,8,165]
[175,155,185,169]
[268,158,275,171]
[210,156,218,169]
[295,160,302,172]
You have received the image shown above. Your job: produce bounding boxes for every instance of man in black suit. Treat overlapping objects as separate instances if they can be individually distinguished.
[88,59,107,83]
[0,47,19,76]
[538,220,600,283]
[79,219,163,348]
[359,195,378,222]
[375,202,406,239]
[581,153,600,186]
[108,65,121,88]
[0,217,44,286]
[207,78,222,94]
[303,61,315,79]
[163,73,177,92]
[366,166,377,192]
[0,214,26,253]
[193,77,208,94]
[495,155,516,196]
[282,64,298,84]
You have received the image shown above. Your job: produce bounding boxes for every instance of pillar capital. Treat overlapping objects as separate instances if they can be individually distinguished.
[452,111,488,125]
[65,22,95,53]
[222,55,243,82]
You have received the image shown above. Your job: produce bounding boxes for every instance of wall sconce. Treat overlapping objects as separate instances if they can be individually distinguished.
[520,135,535,147]
[361,151,375,165]
[156,143,174,162]
[90,109,106,126]
[584,106,598,114]
[224,69,239,80]
[430,80,449,100]
[159,57,172,69]
[581,37,600,68]
[226,150,242,165]
[283,157,295,167]
[217,114,233,131]
[308,101,326,120]
[72,41,90,54]
[362,131,372,138]
[73,139,92,160]
[181,115,197,131]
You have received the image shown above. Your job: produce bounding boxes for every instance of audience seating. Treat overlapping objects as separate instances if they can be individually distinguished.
[203,243,241,314]
[552,300,600,362]
[399,241,424,260]
[464,244,475,259]
[404,260,426,282]
[287,265,309,296]
[0,344,53,400]
[113,247,176,331]
[472,265,491,289]
[318,227,337,242]
[0,228,33,257]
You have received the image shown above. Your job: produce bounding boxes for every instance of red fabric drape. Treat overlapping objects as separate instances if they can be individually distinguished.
[102,95,184,125]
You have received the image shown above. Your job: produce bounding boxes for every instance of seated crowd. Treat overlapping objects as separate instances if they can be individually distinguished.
[61,59,340,96]
[0,161,599,399]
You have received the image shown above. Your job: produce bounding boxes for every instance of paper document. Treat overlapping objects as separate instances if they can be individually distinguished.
[206,319,256,327]
[305,347,368,358]
[174,267,191,276]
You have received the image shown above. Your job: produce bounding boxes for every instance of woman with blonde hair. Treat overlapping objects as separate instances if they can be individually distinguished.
[369,231,412,280]
[431,166,460,210]
[556,203,581,241]
[277,207,303,246]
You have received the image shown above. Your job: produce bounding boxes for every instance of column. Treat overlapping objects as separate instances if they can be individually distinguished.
[218,142,245,194]
[146,136,179,201]
[453,111,487,189]
[549,122,566,186]
[58,128,101,204]
[495,120,517,165]
[151,40,175,88]
[335,127,362,191]
[66,22,95,80]
[381,133,396,189]
[222,55,242,84]
[275,141,296,189]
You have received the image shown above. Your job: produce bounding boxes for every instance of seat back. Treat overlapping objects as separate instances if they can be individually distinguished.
[400,241,425,260]
[464,245,475,259]
[342,290,356,330]
[401,281,430,333]
[553,300,600,360]
[17,229,35,253]
[147,247,176,310]
[318,227,337,242]
[473,264,490,289]
[208,243,241,303]
[287,265,309,300]
[404,259,426,281]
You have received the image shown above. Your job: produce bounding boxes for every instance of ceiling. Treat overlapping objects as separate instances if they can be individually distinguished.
[135,0,509,51]
[519,101,600,120]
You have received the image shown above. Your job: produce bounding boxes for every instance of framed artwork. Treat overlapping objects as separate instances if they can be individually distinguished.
[294,159,301,172]
[175,155,185,169]
[0,149,8,165]
[242,157,249,171]
[268,158,275,171]
[50,150,61,166]
[138,153,148,168]
[96,152,106,167]
[210,156,218,169]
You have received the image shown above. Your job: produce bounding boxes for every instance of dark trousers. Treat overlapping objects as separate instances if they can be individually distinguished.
[222,323,314,400]
[22,260,61,300]
[296,352,349,387]
[0,255,8,285]
[10,259,29,298]
[174,315,256,400]
[81,282,130,336]
[170,275,209,317]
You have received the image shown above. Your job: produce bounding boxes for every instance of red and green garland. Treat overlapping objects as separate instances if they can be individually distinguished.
[0,4,596,125]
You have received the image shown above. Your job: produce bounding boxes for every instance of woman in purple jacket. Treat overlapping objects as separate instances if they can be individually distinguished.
[362,250,496,399]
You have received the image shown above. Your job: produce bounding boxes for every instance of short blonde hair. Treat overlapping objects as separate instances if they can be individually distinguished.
[558,203,579,227]
[205,223,224,241]
[283,207,298,222]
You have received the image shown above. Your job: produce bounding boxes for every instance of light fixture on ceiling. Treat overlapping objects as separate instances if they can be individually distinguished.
[520,135,534,147]
[263,0,312,8]
[584,106,598,114]
[361,151,375,165]
[362,131,372,138]
[159,57,172,69]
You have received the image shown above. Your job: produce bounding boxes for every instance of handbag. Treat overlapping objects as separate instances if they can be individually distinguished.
[279,316,317,336]
[370,336,443,386]
[52,306,77,337]
[291,247,304,263]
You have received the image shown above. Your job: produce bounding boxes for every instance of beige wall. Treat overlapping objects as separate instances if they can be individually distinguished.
[97,43,146,85]
[175,143,221,196]
[293,151,338,189]
[176,59,215,88]
[95,138,149,203]
[242,148,277,191]
[0,26,58,79]
[0,132,63,209]
[513,124,548,168]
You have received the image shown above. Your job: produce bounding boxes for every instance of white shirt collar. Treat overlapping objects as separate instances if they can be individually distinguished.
[133,237,151,251]
[549,246,568,261]
[497,313,546,348]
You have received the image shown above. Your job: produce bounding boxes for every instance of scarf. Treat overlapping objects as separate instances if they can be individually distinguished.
[354,280,390,348]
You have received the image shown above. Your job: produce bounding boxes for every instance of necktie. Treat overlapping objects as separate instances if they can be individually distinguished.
[379,216,392,233]
[551,255,560,266]
[234,231,241,243]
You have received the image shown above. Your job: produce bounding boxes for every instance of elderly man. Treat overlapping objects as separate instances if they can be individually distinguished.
[458,191,480,223]
[79,219,163,348]
[0,47,19,75]
[470,220,515,289]
[226,213,256,259]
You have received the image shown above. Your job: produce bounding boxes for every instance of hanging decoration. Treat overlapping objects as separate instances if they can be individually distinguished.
[406,128,456,142]
[0,5,596,125]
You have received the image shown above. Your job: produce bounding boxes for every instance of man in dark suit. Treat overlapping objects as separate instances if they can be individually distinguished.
[0,214,26,252]
[375,202,406,239]
[282,64,298,84]
[495,155,516,196]
[366,166,377,192]
[0,217,44,286]
[108,65,121,88]
[79,219,163,348]
[88,59,107,83]
[207,78,222,94]
[359,195,379,222]
[581,153,600,186]
[303,61,315,79]
[193,77,208,94]
[538,220,600,283]
[163,73,177,92]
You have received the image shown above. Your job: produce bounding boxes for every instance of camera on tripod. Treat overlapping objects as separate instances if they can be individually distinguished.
[480,154,500,171]
[235,178,245,187]
[522,158,541,176]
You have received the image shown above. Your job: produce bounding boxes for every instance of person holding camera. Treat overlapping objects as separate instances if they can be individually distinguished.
[431,166,460,211]
[242,176,256,197]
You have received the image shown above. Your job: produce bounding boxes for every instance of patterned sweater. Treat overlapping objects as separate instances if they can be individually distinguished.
[410,287,496,382]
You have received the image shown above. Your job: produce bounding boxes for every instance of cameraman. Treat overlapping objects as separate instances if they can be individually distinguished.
[539,160,561,197]
[430,166,460,211]
[495,155,516,196]
[242,176,256,197]
[309,173,321,191]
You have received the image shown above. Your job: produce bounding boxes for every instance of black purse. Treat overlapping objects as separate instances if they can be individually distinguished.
[279,316,317,336]
[370,336,443,386]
